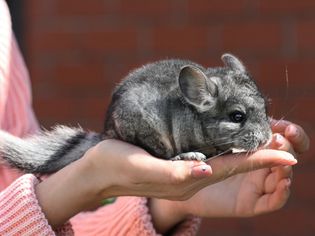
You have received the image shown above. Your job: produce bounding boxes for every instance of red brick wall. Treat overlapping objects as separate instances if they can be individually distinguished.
[22,1,315,235]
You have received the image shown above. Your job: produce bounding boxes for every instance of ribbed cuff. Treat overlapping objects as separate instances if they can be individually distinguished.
[71,196,201,236]
[172,215,201,236]
[0,174,73,235]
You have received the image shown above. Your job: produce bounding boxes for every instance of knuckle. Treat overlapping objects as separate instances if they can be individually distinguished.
[168,163,191,185]
[170,172,187,185]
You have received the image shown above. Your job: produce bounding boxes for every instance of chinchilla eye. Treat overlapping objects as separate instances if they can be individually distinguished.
[229,111,246,123]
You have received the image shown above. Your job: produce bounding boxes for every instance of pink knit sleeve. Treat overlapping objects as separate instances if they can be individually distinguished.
[0,174,72,235]
[71,197,201,235]
[0,0,39,137]
[0,1,73,235]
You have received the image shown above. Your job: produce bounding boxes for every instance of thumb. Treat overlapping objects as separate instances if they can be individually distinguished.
[206,149,297,179]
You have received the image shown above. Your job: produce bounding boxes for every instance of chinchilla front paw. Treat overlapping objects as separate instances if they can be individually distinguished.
[171,152,206,161]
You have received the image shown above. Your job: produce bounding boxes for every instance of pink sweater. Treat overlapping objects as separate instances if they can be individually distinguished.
[0,1,200,235]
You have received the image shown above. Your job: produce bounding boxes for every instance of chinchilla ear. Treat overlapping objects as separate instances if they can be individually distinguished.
[221,53,246,72]
[179,65,217,110]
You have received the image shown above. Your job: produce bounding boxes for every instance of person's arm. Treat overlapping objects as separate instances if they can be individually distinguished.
[34,140,212,230]
[0,1,60,234]
[35,138,297,235]
[0,174,74,235]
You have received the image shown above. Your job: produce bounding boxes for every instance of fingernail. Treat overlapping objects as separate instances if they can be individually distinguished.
[284,178,292,190]
[287,125,298,137]
[286,178,291,187]
[274,134,284,148]
[192,164,212,178]
[283,155,298,165]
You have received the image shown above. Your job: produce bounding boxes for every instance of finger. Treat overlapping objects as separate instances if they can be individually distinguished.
[273,165,293,180]
[270,119,292,135]
[255,178,291,215]
[207,149,297,179]
[270,119,309,154]
[284,124,310,154]
[265,166,292,193]
[268,133,296,156]
[119,156,212,200]
[130,156,212,185]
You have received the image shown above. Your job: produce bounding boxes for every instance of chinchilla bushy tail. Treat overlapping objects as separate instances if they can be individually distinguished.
[0,126,103,174]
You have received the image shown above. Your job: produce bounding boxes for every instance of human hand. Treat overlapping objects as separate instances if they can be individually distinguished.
[270,118,309,155]
[150,120,309,233]
[35,137,296,230]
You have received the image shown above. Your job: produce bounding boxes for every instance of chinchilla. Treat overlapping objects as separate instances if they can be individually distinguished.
[0,53,272,174]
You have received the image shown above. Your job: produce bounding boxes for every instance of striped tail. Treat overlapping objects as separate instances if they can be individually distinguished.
[0,126,103,174]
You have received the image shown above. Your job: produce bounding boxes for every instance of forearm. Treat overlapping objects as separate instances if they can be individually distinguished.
[149,198,193,234]
[149,198,184,234]
[35,157,107,229]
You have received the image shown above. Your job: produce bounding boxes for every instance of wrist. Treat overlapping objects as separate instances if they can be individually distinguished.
[149,198,189,234]
[35,150,112,229]
[78,144,123,200]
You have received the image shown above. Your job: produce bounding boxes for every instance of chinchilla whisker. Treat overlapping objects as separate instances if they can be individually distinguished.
[273,116,286,127]
[204,136,235,143]
[207,139,237,147]
[273,105,297,127]
[205,149,233,161]
[215,140,237,146]
[194,140,236,153]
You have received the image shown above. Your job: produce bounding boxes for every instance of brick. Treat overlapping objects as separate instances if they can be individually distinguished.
[73,97,109,120]
[53,62,108,90]
[259,0,315,15]
[54,0,109,16]
[33,97,77,121]
[187,0,248,16]
[199,199,315,236]
[79,28,138,53]
[251,208,315,236]
[24,0,55,25]
[119,0,172,17]
[297,20,315,52]
[199,219,244,235]
[267,97,314,129]
[28,30,78,52]
[257,59,315,95]
[222,22,282,54]
[293,170,315,202]
[289,97,315,123]
[33,96,109,127]
[27,27,138,55]
[151,26,214,56]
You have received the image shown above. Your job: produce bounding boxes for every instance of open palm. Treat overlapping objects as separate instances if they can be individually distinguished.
[180,164,291,218]
[180,119,308,218]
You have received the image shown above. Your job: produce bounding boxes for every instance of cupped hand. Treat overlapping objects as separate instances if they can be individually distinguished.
[149,148,296,233]
[84,139,295,202]
[149,119,309,233]
[270,118,309,155]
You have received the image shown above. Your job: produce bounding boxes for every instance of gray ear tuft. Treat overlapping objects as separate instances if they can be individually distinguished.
[221,53,246,72]
[179,66,217,109]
